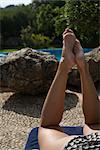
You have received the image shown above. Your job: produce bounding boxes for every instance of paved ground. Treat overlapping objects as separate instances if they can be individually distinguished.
[0,89,99,150]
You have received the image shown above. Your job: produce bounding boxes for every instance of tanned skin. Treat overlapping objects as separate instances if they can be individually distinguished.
[38,29,100,150]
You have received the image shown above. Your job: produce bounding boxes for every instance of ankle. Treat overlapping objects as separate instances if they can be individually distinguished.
[59,57,71,74]
[78,61,89,73]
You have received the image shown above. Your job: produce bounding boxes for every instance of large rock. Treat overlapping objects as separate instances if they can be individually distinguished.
[0,48,58,95]
[0,47,99,94]
[68,46,100,88]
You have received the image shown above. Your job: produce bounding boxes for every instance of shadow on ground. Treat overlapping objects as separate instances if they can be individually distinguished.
[2,92,79,118]
[64,93,79,110]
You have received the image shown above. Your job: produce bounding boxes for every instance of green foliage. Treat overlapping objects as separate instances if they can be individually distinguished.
[0,5,34,48]
[0,5,33,36]
[0,0,99,49]
[31,33,52,48]
[54,6,66,36]
[21,25,51,48]
[0,49,17,52]
[64,0,99,47]
[32,0,65,8]
[20,25,33,47]
[35,4,55,37]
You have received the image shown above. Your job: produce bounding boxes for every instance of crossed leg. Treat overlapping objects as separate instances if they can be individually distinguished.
[40,28,76,128]
[40,29,100,130]
[38,29,100,150]
[74,39,100,133]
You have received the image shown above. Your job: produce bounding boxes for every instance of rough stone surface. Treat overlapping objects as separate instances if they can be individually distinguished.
[0,47,100,93]
[68,46,100,88]
[0,48,58,95]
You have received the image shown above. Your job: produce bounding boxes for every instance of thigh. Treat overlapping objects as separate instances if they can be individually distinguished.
[83,124,100,136]
[38,127,76,150]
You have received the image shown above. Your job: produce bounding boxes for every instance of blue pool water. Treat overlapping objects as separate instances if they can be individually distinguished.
[0,48,92,61]
[38,48,92,61]
[0,52,9,58]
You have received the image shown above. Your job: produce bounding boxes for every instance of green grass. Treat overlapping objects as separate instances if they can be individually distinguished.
[0,49,17,52]
[0,48,62,52]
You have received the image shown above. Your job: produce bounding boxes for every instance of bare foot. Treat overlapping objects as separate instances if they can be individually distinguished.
[61,28,76,71]
[74,39,86,70]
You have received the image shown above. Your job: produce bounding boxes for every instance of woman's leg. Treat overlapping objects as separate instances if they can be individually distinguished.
[40,29,76,128]
[74,40,100,126]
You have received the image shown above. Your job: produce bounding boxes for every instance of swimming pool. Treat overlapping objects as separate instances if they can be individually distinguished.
[0,48,92,61]
[0,52,9,58]
[38,48,92,61]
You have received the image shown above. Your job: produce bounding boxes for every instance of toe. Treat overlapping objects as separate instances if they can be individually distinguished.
[67,28,73,33]
[76,39,80,44]
[63,32,75,39]
[63,28,74,36]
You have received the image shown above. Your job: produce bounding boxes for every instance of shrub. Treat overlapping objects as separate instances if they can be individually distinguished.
[20,25,51,48]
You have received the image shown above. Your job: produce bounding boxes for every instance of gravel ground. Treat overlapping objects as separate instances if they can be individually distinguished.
[0,90,99,150]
